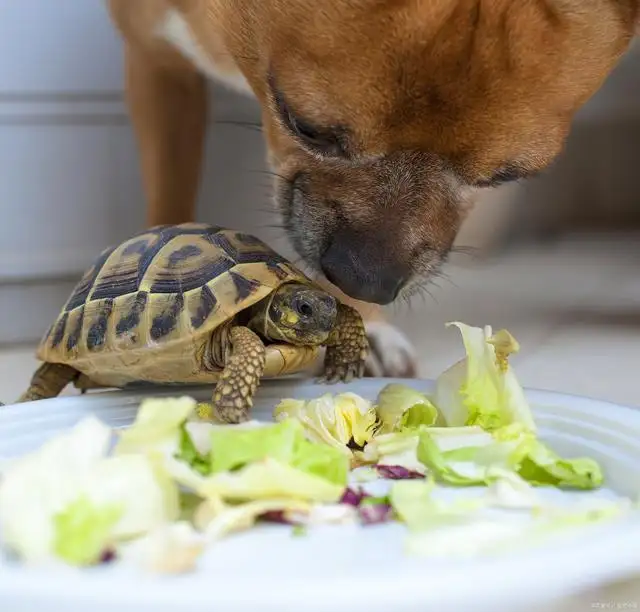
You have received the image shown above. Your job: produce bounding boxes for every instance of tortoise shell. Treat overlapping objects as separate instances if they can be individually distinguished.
[36,223,319,387]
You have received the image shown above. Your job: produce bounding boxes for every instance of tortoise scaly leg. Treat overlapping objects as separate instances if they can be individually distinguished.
[320,304,369,384]
[212,326,266,424]
[17,363,79,403]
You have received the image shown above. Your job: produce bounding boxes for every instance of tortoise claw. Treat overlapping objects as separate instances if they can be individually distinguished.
[318,359,366,385]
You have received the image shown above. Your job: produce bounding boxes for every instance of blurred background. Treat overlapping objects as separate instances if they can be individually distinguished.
[1,0,639,405]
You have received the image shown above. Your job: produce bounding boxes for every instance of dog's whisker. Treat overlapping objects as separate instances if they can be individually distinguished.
[449,245,481,261]
[216,120,263,132]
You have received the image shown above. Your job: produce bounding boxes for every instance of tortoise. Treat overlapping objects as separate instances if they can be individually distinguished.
[16,223,369,423]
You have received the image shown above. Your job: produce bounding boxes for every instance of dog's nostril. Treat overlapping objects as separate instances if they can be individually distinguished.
[320,238,406,306]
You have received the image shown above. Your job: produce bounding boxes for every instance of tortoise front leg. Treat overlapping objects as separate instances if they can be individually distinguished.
[17,363,79,403]
[211,326,266,424]
[320,304,369,384]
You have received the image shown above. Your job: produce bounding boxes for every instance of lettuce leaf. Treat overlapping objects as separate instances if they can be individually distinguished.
[53,497,122,566]
[403,500,631,558]
[391,476,630,558]
[207,418,349,486]
[415,424,603,490]
[274,392,378,451]
[117,521,205,574]
[0,418,179,566]
[195,497,312,541]
[416,426,513,485]
[115,396,196,453]
[198,458,345,503]
[209,418,301,473]
[434,323,536,432]
[292,438,349,485]
[375,384,442,433]
[175,424,212,476]
[362,430,426,475]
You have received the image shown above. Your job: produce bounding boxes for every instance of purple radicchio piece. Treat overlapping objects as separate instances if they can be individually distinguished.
[375,465,424,480]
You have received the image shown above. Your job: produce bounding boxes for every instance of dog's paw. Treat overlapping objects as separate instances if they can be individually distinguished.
[363,321,418,378]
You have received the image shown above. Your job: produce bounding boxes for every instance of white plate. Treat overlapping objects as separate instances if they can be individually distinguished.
[1,378,640,612]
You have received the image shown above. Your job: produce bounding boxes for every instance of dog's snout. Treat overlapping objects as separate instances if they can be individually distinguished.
[320,231,406,305]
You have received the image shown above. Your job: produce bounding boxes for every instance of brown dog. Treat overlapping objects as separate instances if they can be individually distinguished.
[107,0,638,377]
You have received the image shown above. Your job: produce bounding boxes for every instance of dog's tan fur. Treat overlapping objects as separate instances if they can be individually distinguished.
[107,0,639,374]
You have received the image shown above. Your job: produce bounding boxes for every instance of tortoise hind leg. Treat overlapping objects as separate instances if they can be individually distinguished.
[17,363,79,403]
[210,326,266,424]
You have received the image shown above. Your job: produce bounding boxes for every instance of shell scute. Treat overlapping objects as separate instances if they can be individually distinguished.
[37,223,309,368]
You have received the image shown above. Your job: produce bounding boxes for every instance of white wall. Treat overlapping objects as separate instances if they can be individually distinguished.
[0,0,287,344]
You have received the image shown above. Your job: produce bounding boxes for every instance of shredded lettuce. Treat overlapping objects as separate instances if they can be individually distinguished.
[53,497,122,566]
[175,424,212,476]
[403,500,631,558]
[416,426,518,485]
[501,429,603,489]
[363,431,426,475]
[274,392,378,451]
[207,418,349,486]
[415,425,603,490]
[434,323,536,432]
[375,384,442,433]
[117,521,205,574]
[291,438,349,485]
[115,396,197,453]
[195,497,312,541]
[0,318,626,570]
[391,476,630,558]
[390,479,486,530]
[209,419,301,473]
[198,458,345,503]
[0,418,179,565]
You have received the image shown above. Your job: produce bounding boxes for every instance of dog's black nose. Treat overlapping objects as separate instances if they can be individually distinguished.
[320,231,406,305]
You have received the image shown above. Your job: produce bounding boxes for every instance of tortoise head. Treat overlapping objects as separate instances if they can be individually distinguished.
[259,282,338,346]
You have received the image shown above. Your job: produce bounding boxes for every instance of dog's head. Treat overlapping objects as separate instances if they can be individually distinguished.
[220,0,637,304]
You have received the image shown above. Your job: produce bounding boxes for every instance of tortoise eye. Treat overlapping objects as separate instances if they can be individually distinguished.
[294,297,314,318]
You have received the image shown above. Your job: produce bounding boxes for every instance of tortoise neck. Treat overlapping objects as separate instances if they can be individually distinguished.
[203,325,232,370]
[246,298,275,341]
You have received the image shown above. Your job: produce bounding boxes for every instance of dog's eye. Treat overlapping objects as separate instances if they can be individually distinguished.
[286,109,345,156]
[274,91,346,156]
[475,166,524,188]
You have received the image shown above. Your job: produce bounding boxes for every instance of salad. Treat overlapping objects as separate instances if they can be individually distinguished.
[0,321,635,573]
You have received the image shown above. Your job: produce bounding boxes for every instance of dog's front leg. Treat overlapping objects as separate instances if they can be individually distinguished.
[124,44,208,227]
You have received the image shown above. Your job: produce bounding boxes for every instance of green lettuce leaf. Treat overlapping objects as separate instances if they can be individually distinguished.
[416,426,515,485]
[0,418,179,565]
[434,322,536,432]
[209,418,300,474]
[208,418,349,486]
[512,437,603,489]
[360,430,426,475]
[375,384,443,433]
[391,476,630,558]
[115,396,197,453]
[416,424,603,490]
[53,497,122,566]
[292,438,349,485]
[199,458,345,503]
[175,424,212,476]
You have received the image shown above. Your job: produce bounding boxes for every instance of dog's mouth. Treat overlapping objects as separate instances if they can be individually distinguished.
[272,155,461,306]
